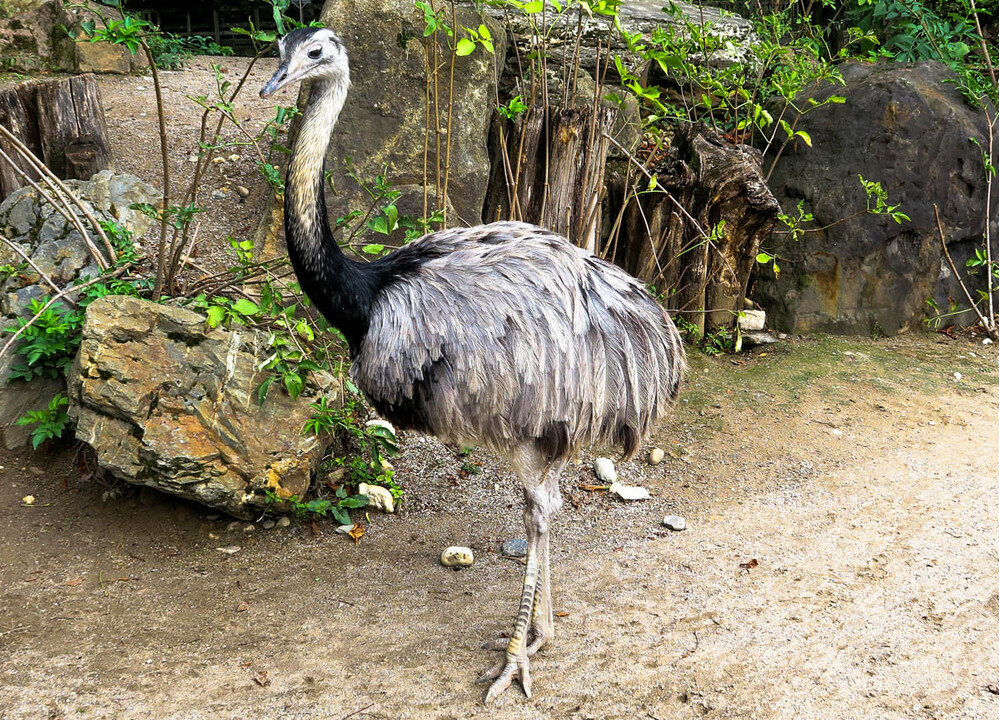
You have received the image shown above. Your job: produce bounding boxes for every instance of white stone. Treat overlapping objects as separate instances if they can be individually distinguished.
[663,515,687,531]
[276,516,291,528]
[262,519,276,530]
[593,457,617,483]
[648,448,665,465]
[738,309,766,332]
[217,545,241,554]
[335,524,356,534]
[359,482,395,513]
[441,546,474,567]
[984,338,993,345]
[954,372,963,382]
[609,482,651,501]
[21,495,35,505]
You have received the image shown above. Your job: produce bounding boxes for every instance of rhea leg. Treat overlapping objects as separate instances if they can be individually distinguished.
[478,454,565,703]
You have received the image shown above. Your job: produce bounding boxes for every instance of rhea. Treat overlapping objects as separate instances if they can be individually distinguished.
[261,27,684,703]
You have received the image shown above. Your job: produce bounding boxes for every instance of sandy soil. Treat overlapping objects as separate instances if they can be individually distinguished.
[1,59,999,720]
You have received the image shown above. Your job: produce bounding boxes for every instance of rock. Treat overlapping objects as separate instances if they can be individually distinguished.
[216,546,241,554]
[740,331,778,348]
[984,338,994,345]
[242,524,255,533]
[501,538,527,558]
[227,521,241,532]
[21,494,34,505]
[593,457,617,483]
[759,61,996,335]
[262,519,276,530]
[314,0,508,234]
[663,515,687,531]
[0,1,77,73]
[441,546,474,568]
[954,372,963,382]
[738,309,766,332]
[358,482,395,513]
[648,448,665,465]
[236,185,250,198]
[67,296,336,520]
[276,516,291,528]
[609,482,651,501]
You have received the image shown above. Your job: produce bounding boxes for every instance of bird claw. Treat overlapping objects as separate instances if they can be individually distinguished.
[478,656,532,704]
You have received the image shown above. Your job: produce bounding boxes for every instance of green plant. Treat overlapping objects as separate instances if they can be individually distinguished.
[4,299,84,382]
[266,487,369,525]
[16,393,70,449]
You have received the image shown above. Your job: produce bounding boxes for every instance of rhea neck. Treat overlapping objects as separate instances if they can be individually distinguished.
[285,74,382,352]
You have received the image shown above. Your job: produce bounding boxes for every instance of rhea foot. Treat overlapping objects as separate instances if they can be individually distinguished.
[477,653,532,703]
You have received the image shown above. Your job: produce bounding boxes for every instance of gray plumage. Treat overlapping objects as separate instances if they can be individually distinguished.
[262,27,684,704]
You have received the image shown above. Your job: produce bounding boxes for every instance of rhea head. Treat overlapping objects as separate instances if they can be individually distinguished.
[260,27,349,99]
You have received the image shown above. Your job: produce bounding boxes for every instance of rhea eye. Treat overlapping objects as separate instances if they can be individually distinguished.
[308,47,322,59]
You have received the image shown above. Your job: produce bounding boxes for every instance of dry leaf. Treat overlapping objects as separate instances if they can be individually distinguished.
[253,670,270,687]
[577,483,607,492]
[555,611,569,618]
[310,520,320,536]
[348,523,365,545]
[739,559,759,570]
[65,578,83,587]
[240,661,252,669]
[236,601,250,612]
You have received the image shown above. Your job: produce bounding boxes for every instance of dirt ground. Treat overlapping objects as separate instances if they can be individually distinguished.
[2,59,999,720]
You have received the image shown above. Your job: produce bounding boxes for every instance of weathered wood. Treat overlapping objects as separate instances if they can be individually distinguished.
[617,124,779,332]
[0,82,43,199]
[35,74,110,182]
[485,105,616,251]
[0,74,110,199]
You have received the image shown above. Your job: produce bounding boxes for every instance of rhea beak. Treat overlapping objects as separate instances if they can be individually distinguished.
[260,63,292,99]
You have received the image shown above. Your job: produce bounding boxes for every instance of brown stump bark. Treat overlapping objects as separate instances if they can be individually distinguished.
[617,125,779,333]
[484,105,616,251]
[0,74,110,198]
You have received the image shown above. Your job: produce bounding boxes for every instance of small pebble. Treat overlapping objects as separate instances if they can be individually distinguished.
[663,515,687,531]
[276,516,291,528]
[593,457,617,483]
[21,495,35,505]
[359,482,395,513]
[609,482,650,501]
[984,338,993,345]
[242,524,255,533]
[501,538,528,558]
[205,513,220,521]
[262,519,276,530]
[227,521,241,531]
[954,372,963,382]
[648,448,665,465]
[217,545,241,554]
[441,546,474,568]
[236,185,250,198]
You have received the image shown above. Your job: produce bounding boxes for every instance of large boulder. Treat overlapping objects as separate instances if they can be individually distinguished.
[756,61,994,335]
[0,171,159,449]
[68,296,335,519]
[316,0,507,230]
[0,0,76,72]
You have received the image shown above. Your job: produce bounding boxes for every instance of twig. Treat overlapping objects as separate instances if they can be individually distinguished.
[0,233,62,296]
[935,203,998,339]
[339,703,374,720]
[0,124,115,265]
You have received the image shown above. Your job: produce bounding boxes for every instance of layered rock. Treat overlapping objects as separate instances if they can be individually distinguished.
[68,296,335,519]
[0,171,158,449]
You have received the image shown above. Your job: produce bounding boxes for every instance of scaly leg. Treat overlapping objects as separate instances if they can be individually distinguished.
[478,456,564,703]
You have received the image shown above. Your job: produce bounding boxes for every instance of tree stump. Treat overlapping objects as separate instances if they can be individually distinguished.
[615,125,779,333]
[0,74,110,199]
[485,105,617,252]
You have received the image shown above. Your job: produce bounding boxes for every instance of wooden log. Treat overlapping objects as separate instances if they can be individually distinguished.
[35,74,111,182]
[484,105,616,251]
[618,124,779,333]
[0,81,43,199]
[0,74,110,200]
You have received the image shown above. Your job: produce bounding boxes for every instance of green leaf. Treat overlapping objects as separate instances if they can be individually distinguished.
[756,252,773,264]
[283,373,304,399]
[331,507,351,525]
[362,244,385,255]
[523,0,544,12]
[455,38,476,56]
[256,376,275,404]
[206,305,225,328]
[231,298,260,316]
